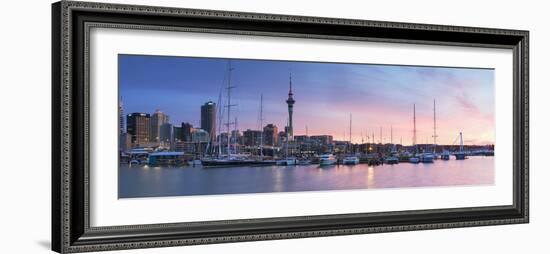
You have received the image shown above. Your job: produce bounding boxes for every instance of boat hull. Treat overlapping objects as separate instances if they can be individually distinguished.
[202,160,276,168]
[319,159,337,166]
[342,158,359,165]
[454,153,467,160]
[409,157,420,163]
[385,157,399,164]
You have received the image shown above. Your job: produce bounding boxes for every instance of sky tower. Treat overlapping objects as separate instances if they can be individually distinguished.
[286,73,295,141]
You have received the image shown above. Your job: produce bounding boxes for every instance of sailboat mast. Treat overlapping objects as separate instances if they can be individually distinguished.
[379,126,382,144]
[225,61,236,155]
[259,94,264,157]
[433,99,437,147]
[349,113,352,143]
[349,113,353,152]
[413,104,416,146]
[234,117,238,154]
[217,89,223,157]
[459,132,464,152]
[391,125,393,144]
[413,104,417,153]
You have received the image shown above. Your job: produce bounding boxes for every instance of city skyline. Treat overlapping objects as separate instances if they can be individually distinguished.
[119,54,495,146]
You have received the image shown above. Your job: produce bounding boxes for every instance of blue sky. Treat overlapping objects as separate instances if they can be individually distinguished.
[119,54,495,145]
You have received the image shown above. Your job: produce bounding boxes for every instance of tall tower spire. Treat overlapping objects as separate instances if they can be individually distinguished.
[286,72,295,141]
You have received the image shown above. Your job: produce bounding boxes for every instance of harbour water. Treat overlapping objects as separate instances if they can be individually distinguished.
[119,156,494,198]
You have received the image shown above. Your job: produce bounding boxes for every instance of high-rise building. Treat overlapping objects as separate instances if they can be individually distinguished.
[126,113,151,147]
[201,101,217,142]
[159,123,173,147]
[150,109,169,143]
[173,126,182,142]
[263,124,278,146]
[277,131,287,146]
[243,129,262,146]
[181,122,193,142]
[286,73,295,141]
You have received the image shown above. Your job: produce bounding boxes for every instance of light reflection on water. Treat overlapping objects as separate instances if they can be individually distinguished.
[119,157,494,198]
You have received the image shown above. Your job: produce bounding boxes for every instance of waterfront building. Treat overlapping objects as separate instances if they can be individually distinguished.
[294,135,308,143]
[230,130,241,146]
[191,128,210,143]
[310,135,333,145]
[334,140,351,153]
[201,101,217,142]
[126,113,151,147]
[263,124,279,146]
[174,141,194,153]
[181,122,193,142]
[243,129,262,147]
[277,131,287,146]
[119,132,132,153]
[150,109,169,143]
[173,126,182,142]
[159,123,173,148]
[286,73,295,141]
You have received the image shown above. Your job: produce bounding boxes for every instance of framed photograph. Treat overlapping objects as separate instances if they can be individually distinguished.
[52,1,529,253]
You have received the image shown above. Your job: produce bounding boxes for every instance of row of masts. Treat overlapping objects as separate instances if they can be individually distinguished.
[214,61,460,158]
[346,100,438,149]
[214,61,290,158]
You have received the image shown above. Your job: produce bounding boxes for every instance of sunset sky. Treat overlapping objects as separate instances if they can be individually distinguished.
[119,54,495,146]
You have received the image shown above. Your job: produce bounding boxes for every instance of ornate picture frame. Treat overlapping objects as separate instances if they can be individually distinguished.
[52,1,529,253]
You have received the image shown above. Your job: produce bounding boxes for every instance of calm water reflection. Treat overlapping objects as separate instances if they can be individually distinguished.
[119,157,494,198]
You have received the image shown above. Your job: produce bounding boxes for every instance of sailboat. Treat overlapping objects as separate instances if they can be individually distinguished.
[409,104,421,164]
[454,132,467,160]
[202,62,275,168]
[385,125,399,164]
[343,113,359,165]
[277,117,297,166]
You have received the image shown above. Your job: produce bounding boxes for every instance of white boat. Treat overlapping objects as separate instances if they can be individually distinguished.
[409,157,420,163]
[276,157,297,166]
[420,153,435,163]
[342,156,359,165]
[319,154,337,166]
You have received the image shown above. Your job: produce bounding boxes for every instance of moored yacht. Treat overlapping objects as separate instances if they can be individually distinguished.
[409,156,420,163]
[319,154,337,166]
[454,132,467,160]
[342,156,359,165]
